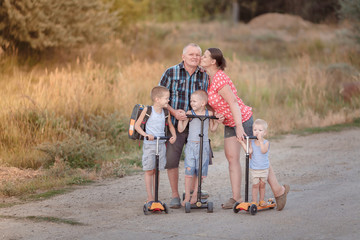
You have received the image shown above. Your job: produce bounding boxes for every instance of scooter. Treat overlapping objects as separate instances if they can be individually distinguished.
[184,114,218,213]
[143,136,170,215]
[233,136,276,215]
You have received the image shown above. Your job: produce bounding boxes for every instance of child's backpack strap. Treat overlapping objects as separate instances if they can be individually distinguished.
[141,106,152,130]
[164,108,170,137]
[190,110,196,122]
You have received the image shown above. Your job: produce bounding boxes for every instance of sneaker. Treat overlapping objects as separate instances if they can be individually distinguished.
[169,197,181,209]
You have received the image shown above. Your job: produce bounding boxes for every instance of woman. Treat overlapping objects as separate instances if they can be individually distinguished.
[200,48,290,210]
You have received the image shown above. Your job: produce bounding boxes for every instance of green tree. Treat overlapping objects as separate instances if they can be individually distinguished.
[0,0,118,54]
[339,0,360,43]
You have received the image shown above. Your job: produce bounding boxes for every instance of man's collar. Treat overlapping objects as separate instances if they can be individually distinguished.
[180,61,203,73]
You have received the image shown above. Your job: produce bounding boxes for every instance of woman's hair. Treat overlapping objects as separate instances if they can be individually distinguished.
[151,86,168,102]
[207,48,226,70]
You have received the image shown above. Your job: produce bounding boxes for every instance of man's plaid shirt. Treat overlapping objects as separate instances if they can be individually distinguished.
[159,61,209,126]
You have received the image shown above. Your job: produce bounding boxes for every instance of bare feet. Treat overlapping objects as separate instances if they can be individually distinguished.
[190,193,198,204]
[182,196,190,207]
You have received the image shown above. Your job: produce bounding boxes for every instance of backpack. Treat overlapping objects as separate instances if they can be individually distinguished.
[128,104,170,140]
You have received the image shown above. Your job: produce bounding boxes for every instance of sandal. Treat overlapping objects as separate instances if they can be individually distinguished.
[259,200,267,207]
[221,198,236,209]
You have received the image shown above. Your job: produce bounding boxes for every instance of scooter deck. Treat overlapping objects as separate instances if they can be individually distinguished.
[149,201,165,211]
[235,199,276,213]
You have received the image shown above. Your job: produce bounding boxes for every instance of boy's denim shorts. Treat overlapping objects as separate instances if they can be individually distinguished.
[224,116,254,138]
[142,143,166,171]
[184,141,210,177]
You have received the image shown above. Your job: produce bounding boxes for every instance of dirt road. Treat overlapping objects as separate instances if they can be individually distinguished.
[1,129,359,240]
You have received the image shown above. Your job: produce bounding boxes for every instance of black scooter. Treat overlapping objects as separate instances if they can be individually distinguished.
[184,114,217,213]
[233,136,276,215]
[143,136,170,215]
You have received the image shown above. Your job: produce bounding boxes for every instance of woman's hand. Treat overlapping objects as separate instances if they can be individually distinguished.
[236,125,246,142]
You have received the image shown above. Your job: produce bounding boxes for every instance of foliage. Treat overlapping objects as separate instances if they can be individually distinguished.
[239,0,340,23]
[339,0,360,43]
[36,130,113,169]
[103,0,147,29]
[145,0,233,22]
[0,0,117,54]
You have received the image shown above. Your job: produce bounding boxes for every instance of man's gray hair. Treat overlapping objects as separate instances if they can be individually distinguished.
[183,43,202,55]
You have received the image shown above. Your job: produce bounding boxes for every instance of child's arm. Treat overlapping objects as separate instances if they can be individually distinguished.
[257,135,269,154]
[249,143,253,154]
[239,140,253,154]
[134,106,153,140]
[209,110,219,132]
[177,110,191,133]
[167,114,177,144]
[259,140,269,154]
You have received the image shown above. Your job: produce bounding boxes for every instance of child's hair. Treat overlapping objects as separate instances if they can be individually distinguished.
[254,119,268,130]
[192,90,208,104]
[151,86,169,102]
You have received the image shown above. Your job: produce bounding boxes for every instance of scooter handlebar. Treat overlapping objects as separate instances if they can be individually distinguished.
[145,136,170,140]
[245,136,258,140]
[186,114,218,120]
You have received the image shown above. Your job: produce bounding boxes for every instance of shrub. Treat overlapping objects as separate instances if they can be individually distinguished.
[339,0,360,43]
[36,129,113,169]
[0,0,117,54]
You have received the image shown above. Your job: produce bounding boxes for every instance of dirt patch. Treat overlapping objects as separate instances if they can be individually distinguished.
[248,13,312,30]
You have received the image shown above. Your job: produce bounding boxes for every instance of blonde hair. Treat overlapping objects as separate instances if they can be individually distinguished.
[151,86,169,102]
[192,90,208,104]
[254,119,268,130]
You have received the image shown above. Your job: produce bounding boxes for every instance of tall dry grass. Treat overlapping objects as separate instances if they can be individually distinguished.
[1,53,359,168]
[0,19,359,198]
[227,54,360,136]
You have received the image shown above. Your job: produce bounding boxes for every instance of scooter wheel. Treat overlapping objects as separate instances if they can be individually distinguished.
[207,201,213,213]
[185,202,191,213]
[233,202,240,213]
[163,203,169,214]
[143,204,149,215]
[249,204,257,215]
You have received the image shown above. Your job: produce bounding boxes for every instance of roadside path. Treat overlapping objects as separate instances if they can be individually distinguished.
[1,129,359,240]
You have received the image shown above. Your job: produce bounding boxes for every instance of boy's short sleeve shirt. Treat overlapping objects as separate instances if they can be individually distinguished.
[208,70,252,127]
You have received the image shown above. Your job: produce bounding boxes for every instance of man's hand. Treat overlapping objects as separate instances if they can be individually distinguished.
[174,109,187,121]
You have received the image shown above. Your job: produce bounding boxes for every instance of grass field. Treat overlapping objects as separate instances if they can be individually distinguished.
[1,17,359,197]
